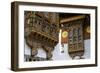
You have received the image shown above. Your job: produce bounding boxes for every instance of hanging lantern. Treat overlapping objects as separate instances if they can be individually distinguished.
[61,30,68,43]
[62,31,68,38]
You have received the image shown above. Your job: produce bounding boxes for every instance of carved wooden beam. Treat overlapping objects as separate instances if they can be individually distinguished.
[60,15,85,24]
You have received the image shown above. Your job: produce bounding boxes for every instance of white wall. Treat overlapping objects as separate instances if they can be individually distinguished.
[52,44,72,60]
[36,48,46,58]
[0,0,99,73]
[24,39,90,60]
[25,41,31,55]
[84,39,90,59]
[52,39,90,60]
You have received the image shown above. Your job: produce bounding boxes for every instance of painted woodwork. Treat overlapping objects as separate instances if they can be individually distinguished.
[61,19,84,59]
[24,11,59,61]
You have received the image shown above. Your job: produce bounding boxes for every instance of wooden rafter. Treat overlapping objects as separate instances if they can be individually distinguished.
[60,15,85,24]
